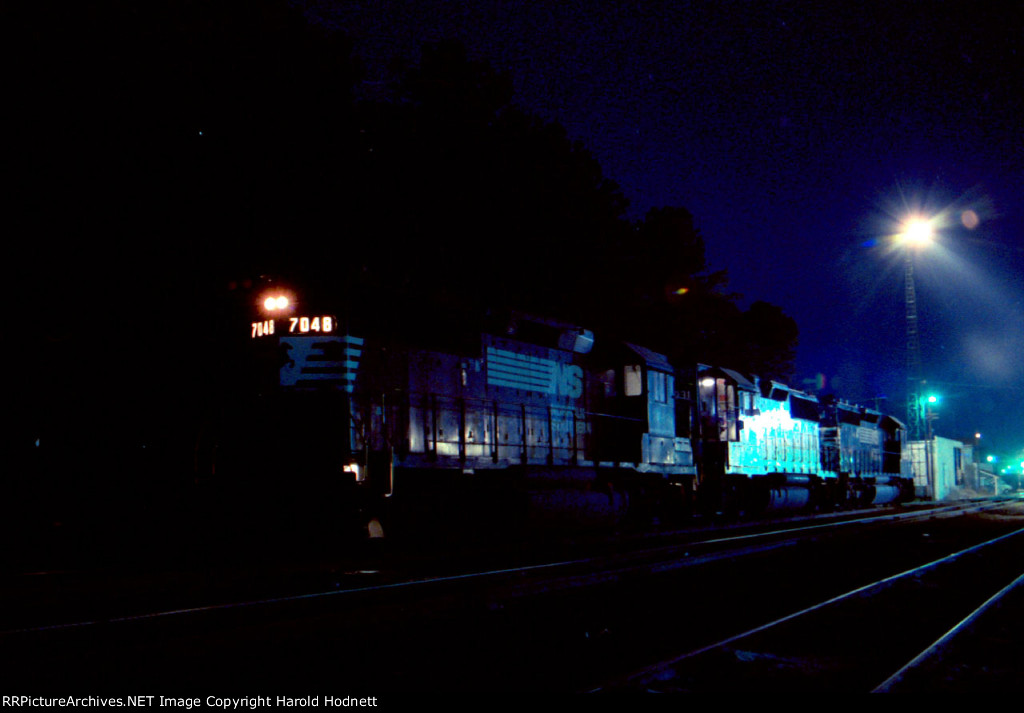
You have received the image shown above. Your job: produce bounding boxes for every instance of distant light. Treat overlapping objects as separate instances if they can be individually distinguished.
[700,377,716,388]
[988,455,996,463]
[975,432,982,439]
[263,295,289,311]
[674,287,690,295]
[927,395,938,403]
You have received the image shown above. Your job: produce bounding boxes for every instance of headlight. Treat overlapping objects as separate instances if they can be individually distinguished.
[263,295,290,311]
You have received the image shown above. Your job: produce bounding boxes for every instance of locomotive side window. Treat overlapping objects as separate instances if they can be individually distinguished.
[698,376,717,440]
[717,381,737,441]
[675,392,693,438]
[649,371,668,403]
[624,365,643,397]
[598,369,617,398]
[699,377,715,414]
[698,376,739,442]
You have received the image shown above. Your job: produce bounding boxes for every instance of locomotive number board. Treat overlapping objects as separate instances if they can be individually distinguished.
[251,315,337,339]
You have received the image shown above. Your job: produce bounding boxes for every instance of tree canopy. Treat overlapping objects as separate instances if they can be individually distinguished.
[343,37,799,380]
[9,1,799,413]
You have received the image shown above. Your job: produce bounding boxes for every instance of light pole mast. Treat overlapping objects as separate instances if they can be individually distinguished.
[899,216,933,442]
[905,251,924,441]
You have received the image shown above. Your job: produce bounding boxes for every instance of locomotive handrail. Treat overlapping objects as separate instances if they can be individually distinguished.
[585,411,645,423]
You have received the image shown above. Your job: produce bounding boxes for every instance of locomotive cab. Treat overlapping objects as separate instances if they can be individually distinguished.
[695,366,823,514]
[590,344,682,468]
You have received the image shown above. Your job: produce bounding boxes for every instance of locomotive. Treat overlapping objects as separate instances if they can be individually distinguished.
[211,283,913,538]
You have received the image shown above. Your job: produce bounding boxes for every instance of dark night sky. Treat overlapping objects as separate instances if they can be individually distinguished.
[296,0,1024,459]
[7,2,1023,466]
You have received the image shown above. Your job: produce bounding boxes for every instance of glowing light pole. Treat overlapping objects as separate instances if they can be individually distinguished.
[898,217,934,441]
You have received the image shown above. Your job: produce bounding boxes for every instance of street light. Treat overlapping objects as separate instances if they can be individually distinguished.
[901,218,935,249]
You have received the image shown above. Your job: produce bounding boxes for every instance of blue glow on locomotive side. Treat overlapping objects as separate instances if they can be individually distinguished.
[726,384,823,478]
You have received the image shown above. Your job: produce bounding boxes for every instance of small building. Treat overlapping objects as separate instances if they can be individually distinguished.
[907,436,969,500]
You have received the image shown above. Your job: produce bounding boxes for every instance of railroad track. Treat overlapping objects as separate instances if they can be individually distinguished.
[0,498,1003,633]
[3,497,1021,691]
[593,503,1024,692]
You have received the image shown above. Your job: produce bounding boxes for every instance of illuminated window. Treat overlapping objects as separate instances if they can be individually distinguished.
[624,365,643,396]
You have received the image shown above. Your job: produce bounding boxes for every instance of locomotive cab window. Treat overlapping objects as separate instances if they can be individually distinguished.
[675,393,693,438]
[649,370,668,403]
[740,390,755,414]
[597,369,617,398]
[698,375,738,441]
[624,364,643,396]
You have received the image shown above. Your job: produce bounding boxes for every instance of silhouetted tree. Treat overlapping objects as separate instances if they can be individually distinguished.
[736,301,799,381]
[8,4,801,495]
[584,205,798,378]
[339,39,632,336]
